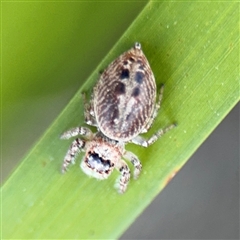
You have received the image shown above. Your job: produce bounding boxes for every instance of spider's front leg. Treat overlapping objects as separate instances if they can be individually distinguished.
[123,151,142,179]
[61,138,85,173]
[61,126,93,173]
[115,160,131,194]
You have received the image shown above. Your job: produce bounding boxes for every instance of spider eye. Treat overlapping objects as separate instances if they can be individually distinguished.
[86,152,113,173]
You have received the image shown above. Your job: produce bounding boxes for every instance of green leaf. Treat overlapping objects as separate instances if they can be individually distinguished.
[2,1,239,239]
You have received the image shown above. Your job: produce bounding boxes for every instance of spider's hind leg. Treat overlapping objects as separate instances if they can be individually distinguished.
[142,84,165,133]
[82,92,97,127]
[131,123,176,147]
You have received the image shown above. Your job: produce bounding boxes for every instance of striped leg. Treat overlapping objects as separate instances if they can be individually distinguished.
[123,151,142,179]
[60,127,93,140]
[82,93,97,126]
[131,123,176,147]
[115,160,131,194]
[62,138,85,173]
[142,84,165,133]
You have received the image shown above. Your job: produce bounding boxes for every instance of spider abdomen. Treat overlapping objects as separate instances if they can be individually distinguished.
[94,43,156,141]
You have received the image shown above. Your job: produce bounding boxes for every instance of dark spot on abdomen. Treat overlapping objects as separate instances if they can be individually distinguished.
[132,87,140,97]
[129,57,135,62]
[114,82,126,95]
[135,71,144,84]
[120,69,129,79]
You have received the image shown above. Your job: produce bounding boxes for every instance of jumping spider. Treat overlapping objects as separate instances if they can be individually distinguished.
[61,43,176,193]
